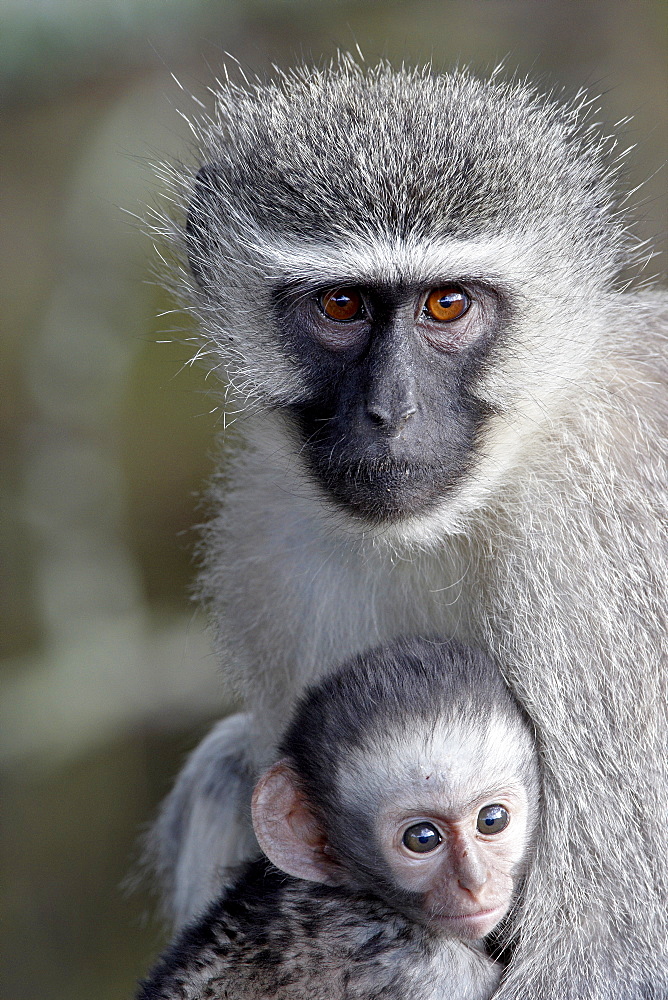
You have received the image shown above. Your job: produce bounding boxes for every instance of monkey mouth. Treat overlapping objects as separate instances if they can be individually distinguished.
[292,403,479,523]
[431,903,507,939]
[308,454,469,524]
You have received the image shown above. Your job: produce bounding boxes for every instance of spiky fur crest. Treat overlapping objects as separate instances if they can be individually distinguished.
[147,58,668,998]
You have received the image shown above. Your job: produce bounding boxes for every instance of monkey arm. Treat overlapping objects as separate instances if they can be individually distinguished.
[137,858,501,1000]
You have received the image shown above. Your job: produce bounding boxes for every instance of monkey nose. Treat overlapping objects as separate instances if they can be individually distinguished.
[456,853,488,894]
[365,401,417,435]
[458,873,488,896]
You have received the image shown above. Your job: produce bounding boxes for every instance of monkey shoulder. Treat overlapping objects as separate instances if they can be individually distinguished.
[136,858,497,1000]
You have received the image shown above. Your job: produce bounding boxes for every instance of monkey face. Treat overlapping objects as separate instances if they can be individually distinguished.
[330,708,538,940]
[277,279,506,523]
[383,791,529,940]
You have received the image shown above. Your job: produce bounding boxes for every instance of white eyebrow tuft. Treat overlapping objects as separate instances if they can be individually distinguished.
[249,232,535,288]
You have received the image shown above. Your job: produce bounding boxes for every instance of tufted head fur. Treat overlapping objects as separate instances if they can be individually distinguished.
[152,58,637,416]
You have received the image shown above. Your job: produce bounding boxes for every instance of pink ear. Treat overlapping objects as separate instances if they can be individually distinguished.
[251,760,337,884]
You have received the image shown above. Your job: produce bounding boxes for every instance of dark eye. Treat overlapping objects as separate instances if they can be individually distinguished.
[424,287,470,322]
[402,822,442,854]
[319,287,364,322]
[476,805,509,835]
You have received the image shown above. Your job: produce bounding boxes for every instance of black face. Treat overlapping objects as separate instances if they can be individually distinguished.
[276,280,504,524]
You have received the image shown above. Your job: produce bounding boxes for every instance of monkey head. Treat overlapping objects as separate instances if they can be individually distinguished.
[251,638,540,940]
[172,62,631,534]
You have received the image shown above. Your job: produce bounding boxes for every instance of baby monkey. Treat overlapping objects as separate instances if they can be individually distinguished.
[138,638,540,1000]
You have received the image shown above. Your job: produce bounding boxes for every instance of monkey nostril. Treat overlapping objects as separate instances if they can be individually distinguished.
[367,406,387,427]
[366,403,417,431]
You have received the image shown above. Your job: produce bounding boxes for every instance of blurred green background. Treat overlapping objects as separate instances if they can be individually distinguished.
[1,1,666,997]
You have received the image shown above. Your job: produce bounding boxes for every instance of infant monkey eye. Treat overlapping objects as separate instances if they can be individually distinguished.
[319,287,364,322]
[476,805,509,835]
[424,287,470,322]
[402,822,442,854]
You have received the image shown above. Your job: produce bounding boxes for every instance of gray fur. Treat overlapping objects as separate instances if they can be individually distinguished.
[148,713,260,927]
[149,59,668,998]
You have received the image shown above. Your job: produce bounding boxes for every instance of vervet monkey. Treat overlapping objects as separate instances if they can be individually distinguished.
[138,639,538,1000]
[149,60,668,999]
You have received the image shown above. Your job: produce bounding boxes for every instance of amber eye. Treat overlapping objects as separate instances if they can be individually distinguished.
[476,805,509,835]
[424,287,470,323]
[402,822,442,854]
[319,288,363,323]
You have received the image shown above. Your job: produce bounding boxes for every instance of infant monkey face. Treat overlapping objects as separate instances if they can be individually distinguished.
[373,721,535,940]
[381,791,530,939]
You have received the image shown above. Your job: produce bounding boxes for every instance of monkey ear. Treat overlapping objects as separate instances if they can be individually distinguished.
[251,760,338,885]
[185,164,220,288]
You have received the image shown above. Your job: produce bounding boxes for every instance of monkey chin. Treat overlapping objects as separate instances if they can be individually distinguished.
[318,459,467,526]
[429,902,510,942]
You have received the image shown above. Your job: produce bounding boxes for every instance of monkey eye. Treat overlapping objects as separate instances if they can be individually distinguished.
[402,822,442,854]
[424,287,470,323]
[318,287,364,323]
[476,805,509,835]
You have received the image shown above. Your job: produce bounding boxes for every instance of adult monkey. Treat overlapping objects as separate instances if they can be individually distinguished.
[149,60,667,998]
